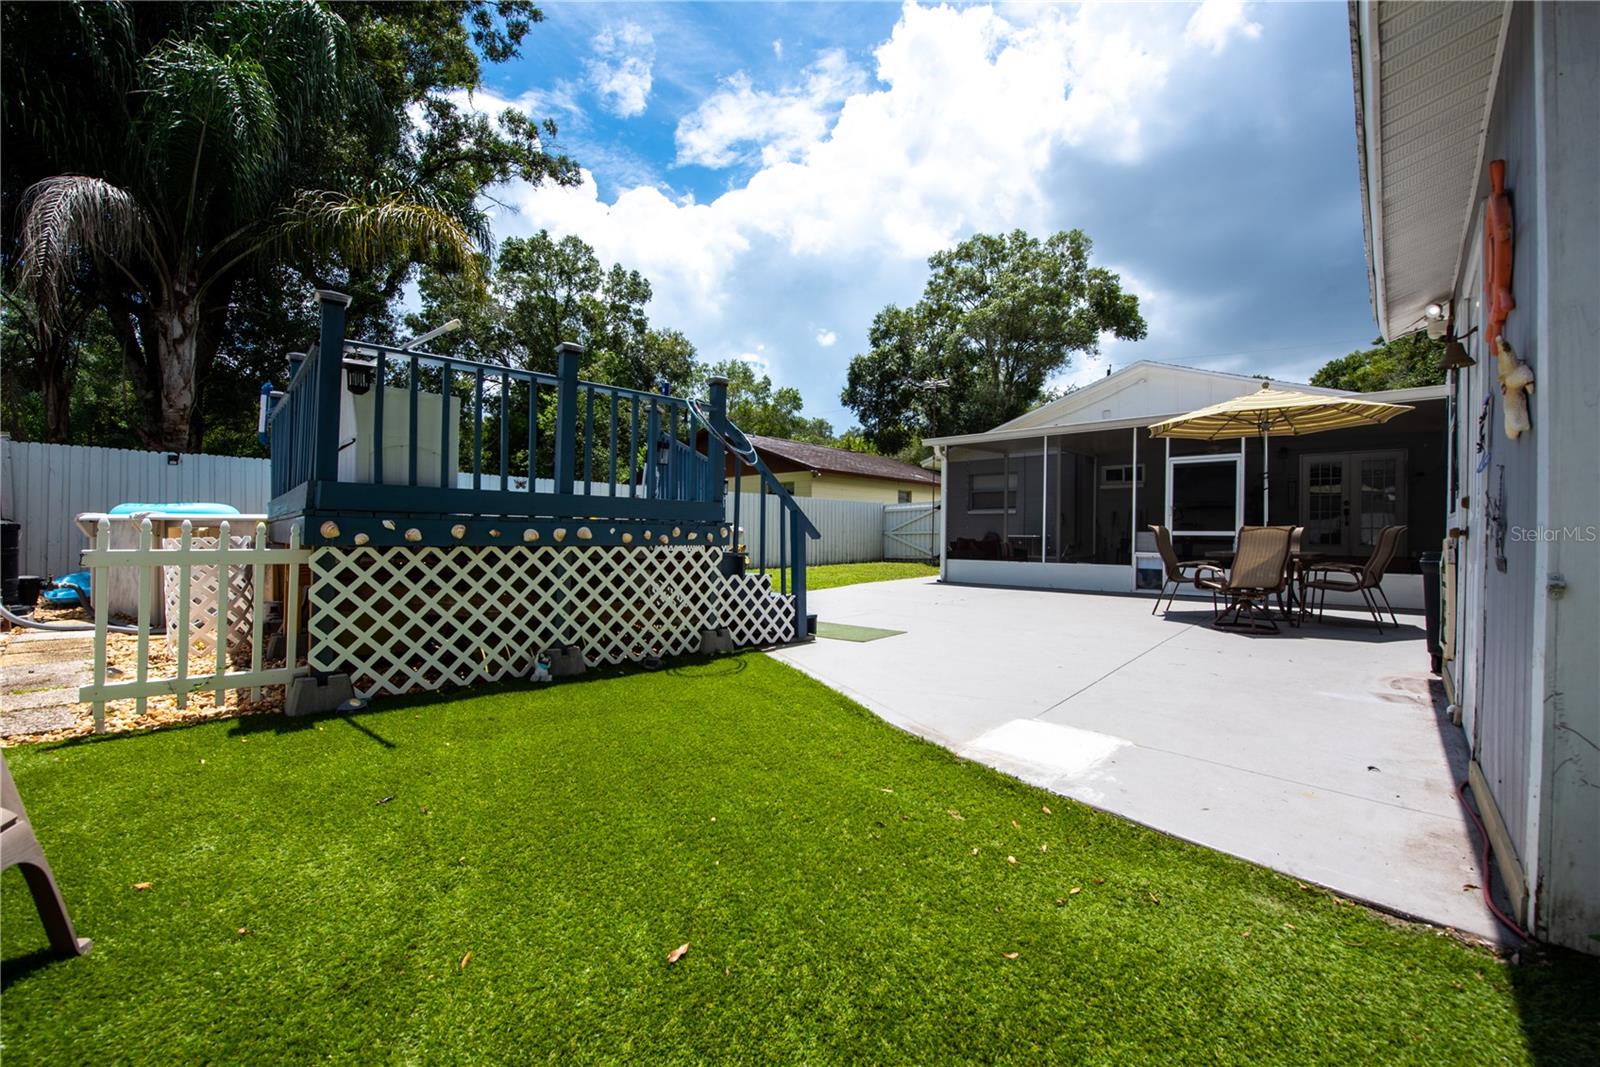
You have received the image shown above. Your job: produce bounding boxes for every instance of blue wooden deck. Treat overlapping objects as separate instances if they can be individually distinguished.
[271,292,734,549]
[267,291,819,635]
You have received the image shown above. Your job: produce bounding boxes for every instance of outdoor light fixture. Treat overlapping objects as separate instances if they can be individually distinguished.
[655,433,671,466]
[345,362,375,395]
[1424,301,1450,339]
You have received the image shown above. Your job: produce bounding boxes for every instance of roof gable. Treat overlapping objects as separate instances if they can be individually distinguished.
[994,361,1349,433]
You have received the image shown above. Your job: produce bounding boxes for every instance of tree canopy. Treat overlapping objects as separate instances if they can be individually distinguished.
[1309,333,1447,392]
[840,229,1145,454]
[407,230,698,396]
[696,359,834,444]
[1,1,576,450]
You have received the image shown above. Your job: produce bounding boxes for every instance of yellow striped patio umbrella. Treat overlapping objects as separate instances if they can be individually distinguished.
[1147,382,1412,522]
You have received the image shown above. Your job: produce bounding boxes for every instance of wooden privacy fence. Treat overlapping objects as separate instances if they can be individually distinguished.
[0,439,270,580]
[77,518,310,732]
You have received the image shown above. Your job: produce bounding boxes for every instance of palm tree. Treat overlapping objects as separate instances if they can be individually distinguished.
[10,2,486,450]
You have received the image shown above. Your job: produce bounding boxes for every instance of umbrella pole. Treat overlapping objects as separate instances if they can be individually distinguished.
[1262,430,1270,523]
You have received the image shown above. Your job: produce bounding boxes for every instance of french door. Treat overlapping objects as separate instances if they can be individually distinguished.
[1297,450,1407,557]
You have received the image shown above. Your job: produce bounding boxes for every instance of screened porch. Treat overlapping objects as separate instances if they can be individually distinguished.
[940,399,1446,604]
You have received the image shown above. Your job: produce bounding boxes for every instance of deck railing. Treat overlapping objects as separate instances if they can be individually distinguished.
[268,291,725,533]
[706,405,821,639]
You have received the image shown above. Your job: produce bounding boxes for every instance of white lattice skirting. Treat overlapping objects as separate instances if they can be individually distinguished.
[307,544,796,697]
[162,536,256,658]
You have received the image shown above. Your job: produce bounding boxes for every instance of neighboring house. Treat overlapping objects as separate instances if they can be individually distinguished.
[1350,1,1598,953]
[727,435,941,504]
[924,360,1445,609]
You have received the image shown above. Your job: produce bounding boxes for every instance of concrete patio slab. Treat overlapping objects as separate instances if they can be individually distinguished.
[769,577,1507,944]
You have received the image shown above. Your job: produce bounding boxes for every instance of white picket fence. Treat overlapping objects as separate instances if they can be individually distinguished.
[77,517,310,732]
[0,439,271,580]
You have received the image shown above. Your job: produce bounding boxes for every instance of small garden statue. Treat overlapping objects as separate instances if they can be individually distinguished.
[531,653,553,684]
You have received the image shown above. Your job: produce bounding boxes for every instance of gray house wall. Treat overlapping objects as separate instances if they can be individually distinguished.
[1527,0,1599,954]
[1466,0,1541,892]
[1451,0,1599,952]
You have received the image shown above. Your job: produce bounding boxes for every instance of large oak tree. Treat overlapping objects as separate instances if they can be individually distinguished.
[841,229,1145,454]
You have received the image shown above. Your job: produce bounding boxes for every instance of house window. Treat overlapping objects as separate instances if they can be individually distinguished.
[1099,464,1145,488]
[968,471,1018,513]
[897,489,913,504]
[779,480,797,494]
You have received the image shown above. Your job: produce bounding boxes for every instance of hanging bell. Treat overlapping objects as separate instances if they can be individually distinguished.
[1439,330,1476,370]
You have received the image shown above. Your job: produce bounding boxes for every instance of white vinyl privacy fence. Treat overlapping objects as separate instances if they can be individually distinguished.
[882,503,939,560]
[725,493,920,566]
[0,439,271,579]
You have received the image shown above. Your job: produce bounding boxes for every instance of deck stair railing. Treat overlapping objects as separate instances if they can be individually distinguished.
[691,391,821,640]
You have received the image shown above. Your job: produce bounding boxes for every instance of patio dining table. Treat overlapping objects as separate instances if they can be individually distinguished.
[1203,545,1329,622]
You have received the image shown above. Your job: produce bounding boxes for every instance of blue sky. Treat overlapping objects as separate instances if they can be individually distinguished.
[463,1,1377,430]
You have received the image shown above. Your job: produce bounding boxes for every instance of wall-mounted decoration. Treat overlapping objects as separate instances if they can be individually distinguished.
[1476,390,1494,473]
[1488,465,1508,573]
[1495,337,1535,439]
[1483,159,1515,350]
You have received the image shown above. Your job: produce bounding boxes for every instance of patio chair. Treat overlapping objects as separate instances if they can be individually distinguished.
[1,753,92,958]
[1194,525,1293,633]
[1147,525,1214,615]
[1304,525,1407,633]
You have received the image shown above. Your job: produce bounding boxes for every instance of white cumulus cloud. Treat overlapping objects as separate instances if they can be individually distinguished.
[586,21,655,118]
[475,1,1269,410]
[674,49,867,169]
[1184,0,1263,54]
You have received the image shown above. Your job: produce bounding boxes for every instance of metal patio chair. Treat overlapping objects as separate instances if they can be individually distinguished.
[1,753,92,958]
[1304,524,1407,633]
[1148,525,1214,615]
[1194,525,1294,633]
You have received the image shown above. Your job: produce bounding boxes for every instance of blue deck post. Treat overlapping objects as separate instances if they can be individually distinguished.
[791,514,808,641]
[313,291,352,486]
[706,376,728,509]
[645,398,662,502]
[553,342,582,497]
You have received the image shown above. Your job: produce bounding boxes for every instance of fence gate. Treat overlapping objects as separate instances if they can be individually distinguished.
[882,503,938,561]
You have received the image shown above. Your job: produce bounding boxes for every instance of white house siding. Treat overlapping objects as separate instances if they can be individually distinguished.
[728,471,938,505]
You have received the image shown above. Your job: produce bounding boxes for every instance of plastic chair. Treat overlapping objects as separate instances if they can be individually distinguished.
[1,753,92,959]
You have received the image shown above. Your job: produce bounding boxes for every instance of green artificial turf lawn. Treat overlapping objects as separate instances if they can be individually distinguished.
[802,560,939,591]
[3,654,1597,1064]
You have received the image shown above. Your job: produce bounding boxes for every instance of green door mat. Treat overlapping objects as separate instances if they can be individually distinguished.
[816,621,904,643]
